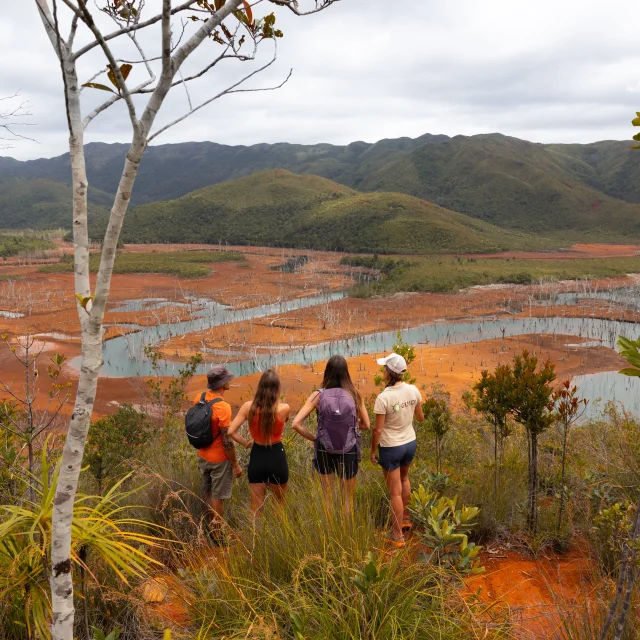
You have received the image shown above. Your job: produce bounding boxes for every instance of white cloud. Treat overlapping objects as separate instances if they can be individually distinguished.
[2,0,639,160]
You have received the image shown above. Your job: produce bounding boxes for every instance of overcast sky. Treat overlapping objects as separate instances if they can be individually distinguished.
[2,0,639,161]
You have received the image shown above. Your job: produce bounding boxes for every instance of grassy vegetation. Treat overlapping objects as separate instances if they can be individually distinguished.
[2,345,640,638]
[39,249,244,278]
[344,254,640,295]
[0,232,56,258]
[113,170,552,255]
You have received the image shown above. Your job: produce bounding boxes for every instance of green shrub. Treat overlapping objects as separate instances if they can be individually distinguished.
[408,485,484,575]
[40,250,244,278]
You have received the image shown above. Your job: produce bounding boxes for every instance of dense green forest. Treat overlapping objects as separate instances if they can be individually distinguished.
[3,132,640,245]
[110,170,549,254]
[0,176,109,230]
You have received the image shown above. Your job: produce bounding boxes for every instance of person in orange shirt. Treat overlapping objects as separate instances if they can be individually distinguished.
[194,366,246,541]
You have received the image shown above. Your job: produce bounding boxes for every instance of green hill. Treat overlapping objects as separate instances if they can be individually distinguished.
[0,135,449,205]
[357,134,640,240]
[0,176,110,230]
[544,140,640,204]
[4,133,640,242]
[117,170,549,254]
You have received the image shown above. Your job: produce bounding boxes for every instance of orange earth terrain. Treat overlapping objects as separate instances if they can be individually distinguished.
[0,243,637,639]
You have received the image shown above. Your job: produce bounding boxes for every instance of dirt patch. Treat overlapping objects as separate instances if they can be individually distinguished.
[467,545,597,639]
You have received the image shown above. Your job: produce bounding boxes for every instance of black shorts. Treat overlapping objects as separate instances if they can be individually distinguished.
[248,442,289,485]
[313,442,359,480]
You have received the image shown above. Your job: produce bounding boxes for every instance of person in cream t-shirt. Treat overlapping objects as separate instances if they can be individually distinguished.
[371,353,424,547]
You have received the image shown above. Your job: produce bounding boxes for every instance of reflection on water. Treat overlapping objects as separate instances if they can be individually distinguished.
[65,287,640,416]
[573,371,640,419]
[553,285,640,311]
[72,292,346,377]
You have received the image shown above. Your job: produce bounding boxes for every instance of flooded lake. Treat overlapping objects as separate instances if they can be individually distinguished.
[56,286,640,416]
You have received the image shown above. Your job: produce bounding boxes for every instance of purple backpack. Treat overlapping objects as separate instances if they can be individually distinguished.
[316,388,361,458]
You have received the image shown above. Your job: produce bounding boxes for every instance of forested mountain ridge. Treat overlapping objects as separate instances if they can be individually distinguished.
[0,134,449,206]
[2,132,640,243]
[0,176,110,230]
[110,169,548,254]
[357,134,640,237]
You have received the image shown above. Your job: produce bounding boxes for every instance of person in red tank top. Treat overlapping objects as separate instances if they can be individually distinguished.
[228,369,290,515]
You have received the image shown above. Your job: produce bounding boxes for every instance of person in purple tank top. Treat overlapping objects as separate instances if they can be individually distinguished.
[293,355,370,516]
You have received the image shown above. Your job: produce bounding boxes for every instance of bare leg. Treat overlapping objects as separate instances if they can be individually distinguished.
[270,482,288,507]
[318,473,335,516]
[341,477,356,519]
[207,496,225,539]
[383,468,404,539]
[399,464,412,522]
[249,483,267,515]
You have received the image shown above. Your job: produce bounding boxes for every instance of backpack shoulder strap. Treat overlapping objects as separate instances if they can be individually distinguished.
[206,396,225,443]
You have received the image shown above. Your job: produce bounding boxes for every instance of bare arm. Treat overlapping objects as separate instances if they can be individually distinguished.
[227,401,253,449]
[414,401,424,423]
[357,398,370,430]
[221,427,240,467]
[370,413,386,464]
[292,392,320,442]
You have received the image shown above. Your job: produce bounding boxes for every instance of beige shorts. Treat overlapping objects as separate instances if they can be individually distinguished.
[198,458,233,500]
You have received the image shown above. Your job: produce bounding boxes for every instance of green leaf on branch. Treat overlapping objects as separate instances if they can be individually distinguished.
[82,82,116,94]
[619,368,640,377]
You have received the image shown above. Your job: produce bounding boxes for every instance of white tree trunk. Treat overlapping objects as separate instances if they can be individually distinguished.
[35,2,249,637]
[50,49,97,640]
[50,135,146,640]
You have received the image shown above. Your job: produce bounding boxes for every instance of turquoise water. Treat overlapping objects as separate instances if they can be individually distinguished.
[70,289,640,416]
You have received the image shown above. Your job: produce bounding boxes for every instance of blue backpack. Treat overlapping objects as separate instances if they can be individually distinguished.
[316,388,361,457]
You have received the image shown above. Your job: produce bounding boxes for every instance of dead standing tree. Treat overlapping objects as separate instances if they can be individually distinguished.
[33,1,339,638]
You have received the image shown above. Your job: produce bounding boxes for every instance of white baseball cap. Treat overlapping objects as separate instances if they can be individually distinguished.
[377,353,407,374]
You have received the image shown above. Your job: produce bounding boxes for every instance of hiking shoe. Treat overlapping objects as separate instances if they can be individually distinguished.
[385,535,406,549]
[401,519,412,533]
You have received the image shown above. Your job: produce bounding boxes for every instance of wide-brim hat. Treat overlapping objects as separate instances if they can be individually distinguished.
[207,365,235,389]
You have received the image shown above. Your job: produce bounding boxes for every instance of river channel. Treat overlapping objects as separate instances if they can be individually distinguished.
[70,288,640,418]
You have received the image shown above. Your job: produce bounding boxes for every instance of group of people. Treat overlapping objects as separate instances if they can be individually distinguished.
[193,353,423,546]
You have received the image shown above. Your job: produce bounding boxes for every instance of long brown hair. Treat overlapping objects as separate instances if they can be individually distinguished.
[322,355,361,407]
[385,365,404,388]
[248,369,281,442]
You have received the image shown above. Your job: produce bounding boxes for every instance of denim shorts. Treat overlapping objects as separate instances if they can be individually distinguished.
[378,439,417,472]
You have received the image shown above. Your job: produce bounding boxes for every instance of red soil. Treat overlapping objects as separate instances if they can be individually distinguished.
[468,546,597,639]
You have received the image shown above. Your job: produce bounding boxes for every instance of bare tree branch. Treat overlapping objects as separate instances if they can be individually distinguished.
[136,49,252,93]
[148,50,290,141]
[72,0,202,60]
[75,0,140,128]
[67,11,79,46]
[0,95,35,149]
[269,0,340,16]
